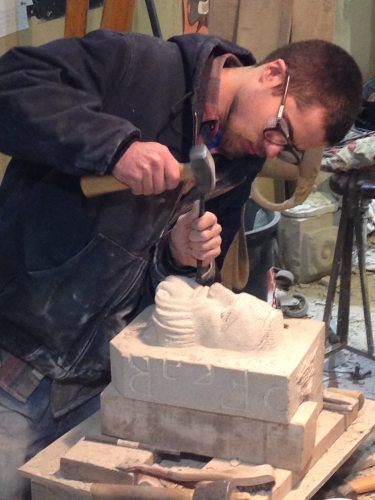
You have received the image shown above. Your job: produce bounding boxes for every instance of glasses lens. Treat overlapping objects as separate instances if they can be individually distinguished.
[264,128,288,146]
[278,147,304,165]
[263,117,291,146]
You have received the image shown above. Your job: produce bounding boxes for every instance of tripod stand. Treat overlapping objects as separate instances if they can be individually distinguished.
[323,170,375,393]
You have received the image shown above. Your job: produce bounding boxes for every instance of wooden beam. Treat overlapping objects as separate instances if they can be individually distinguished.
[64,0,89,38]
[100,0,136,32]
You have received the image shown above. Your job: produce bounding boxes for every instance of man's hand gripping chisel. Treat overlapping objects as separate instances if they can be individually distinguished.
[80,144,216,284]
[188,145,216,284]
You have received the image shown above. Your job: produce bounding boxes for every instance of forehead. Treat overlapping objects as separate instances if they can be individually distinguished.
[285,97,327,150]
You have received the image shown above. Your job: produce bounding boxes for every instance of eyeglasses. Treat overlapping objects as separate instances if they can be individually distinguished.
[263,73,304,165]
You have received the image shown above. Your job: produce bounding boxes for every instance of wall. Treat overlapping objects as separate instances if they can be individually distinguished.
[335,0,375,81]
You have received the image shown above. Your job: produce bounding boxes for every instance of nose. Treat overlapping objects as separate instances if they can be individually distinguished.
[264,141,285,158]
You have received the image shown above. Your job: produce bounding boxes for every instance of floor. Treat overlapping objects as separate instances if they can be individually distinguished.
[294,267,375,352]
[291,235,375,499]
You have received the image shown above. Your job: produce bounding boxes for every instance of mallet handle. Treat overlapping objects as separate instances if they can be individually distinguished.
[80,162,192,197]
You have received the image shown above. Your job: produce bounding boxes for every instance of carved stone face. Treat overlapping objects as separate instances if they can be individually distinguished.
[146,275,283,352]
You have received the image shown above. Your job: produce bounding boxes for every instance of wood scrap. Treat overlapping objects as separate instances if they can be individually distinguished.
[325,387,365,409]
[338,473,375,497]
[323,388,362,413]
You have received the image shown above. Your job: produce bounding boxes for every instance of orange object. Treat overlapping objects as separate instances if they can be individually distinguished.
[100,0,136,32]
[64,0,88,38]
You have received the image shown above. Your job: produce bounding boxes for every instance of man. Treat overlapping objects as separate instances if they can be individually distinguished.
[0,29,362,497]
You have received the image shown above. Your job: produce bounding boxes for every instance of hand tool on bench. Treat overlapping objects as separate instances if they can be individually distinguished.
[117,462,275,489]
[90,480,253,499]
[80,144,215,198]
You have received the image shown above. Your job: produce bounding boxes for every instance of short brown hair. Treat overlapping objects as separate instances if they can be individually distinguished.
[261,39,363,145]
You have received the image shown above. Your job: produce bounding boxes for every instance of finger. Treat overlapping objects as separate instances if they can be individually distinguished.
[191,236,222,255]
[152,164,165,195]
[141,165,155,196]
[190,223,222,243]
[190,200,200,219]
[190,234,222,261]
[197,247,221,267]
[193,211,218,231]
[131,179,145,196]
[164,160,182,190]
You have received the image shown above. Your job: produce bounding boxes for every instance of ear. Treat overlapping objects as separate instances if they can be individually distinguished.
[259,58,287,88]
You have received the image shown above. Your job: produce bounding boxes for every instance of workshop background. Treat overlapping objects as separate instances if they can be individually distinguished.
[1,1,375,498]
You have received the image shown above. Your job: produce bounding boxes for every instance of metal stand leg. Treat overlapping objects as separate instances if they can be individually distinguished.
[324,170,374,355]
[323,191,348,340]
[355,198,374,355]
[324,171,375,397]
[336,188,355,346]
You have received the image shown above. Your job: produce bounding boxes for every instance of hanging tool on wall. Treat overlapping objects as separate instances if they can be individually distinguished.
[182,0,209,34]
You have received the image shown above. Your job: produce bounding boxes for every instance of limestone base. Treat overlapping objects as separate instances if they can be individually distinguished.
[100,383,321,472]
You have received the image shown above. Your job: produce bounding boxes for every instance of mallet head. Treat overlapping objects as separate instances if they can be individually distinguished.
[189,144,216,195]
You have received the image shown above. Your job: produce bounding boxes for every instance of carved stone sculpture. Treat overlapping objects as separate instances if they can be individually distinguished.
[145,275,283,351]
[109,275,324,424]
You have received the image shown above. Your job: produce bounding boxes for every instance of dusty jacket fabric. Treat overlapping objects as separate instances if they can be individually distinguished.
[0,30,263,392]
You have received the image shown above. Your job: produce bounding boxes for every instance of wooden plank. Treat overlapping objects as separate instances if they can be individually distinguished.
[285,399,375,499]
[60,438,153,484]
[64,0,89,38]
[100,0,136,32]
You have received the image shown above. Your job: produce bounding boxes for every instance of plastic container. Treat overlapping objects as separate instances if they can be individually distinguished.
[241,198,280,301]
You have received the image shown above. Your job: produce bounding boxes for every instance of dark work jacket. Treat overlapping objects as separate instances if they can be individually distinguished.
[0,30,263,395]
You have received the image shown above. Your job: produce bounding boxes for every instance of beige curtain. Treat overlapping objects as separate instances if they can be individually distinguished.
[209,0,337,51]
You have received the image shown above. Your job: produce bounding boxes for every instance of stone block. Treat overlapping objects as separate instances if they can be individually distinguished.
[110,309,325,425]
[60,438,153,484]
[101,384,319,471]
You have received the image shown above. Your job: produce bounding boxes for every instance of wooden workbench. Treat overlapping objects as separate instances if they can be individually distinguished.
[20,399,375,499]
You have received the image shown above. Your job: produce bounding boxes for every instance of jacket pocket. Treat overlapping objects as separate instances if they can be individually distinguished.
[0,233,147,378]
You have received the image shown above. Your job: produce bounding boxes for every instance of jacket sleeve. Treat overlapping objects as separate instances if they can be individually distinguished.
[0,29,140,176]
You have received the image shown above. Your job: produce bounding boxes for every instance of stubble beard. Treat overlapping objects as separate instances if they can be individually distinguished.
[219,97,248,159]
